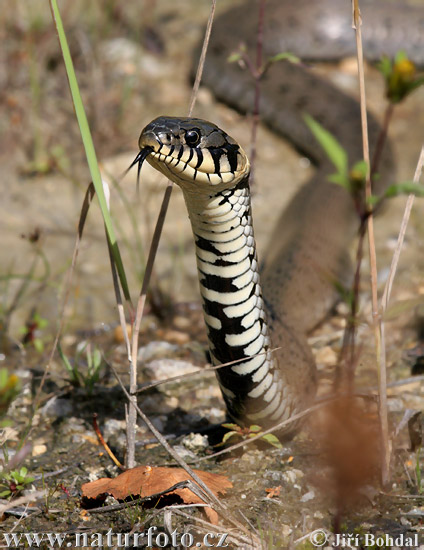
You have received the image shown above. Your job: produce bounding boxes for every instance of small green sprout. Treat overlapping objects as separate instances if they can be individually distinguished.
[219,423,282,449]
[58,342,104,394]
[0,467,35,498]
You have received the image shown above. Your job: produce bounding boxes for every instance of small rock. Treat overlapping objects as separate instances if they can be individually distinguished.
[32,444,47,457]
[173,316,191,331]
[387,397,404,412]
[173,445,196,461]
[85,465,107,482]
[182,432,209,453]
[282,469,304,485]
[144,358,198,381]
[207,407,226,424]
[103,419,126,440]
[157,329,190,345]
[138,341,178,363]
[141,395,178,414]
[41,397,73,418]
[300,490,315,502]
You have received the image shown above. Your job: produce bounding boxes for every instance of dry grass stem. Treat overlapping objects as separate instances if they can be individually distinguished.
[381,145,424,310]
[188,0,217,117]
[352,0,389,486]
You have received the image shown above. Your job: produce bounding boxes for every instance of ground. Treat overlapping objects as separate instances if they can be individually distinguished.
[0,1,424,548]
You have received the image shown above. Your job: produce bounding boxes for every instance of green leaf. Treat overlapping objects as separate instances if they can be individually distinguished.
[328,173,349,188]
[303,114,348,179]
[378,56,392,79]
[222,423,240,431]
[267,52,300,65]
[49,0,131,304]
[394,50,408,65]
[261,433,283,449]
[0,369,8,389]
[222,431,238,444]
[248,425,262,433]
[384,182,424,199]
[33,339,44,353]
[227,52,242,63]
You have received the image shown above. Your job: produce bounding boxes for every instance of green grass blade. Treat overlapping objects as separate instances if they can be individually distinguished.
[49,0,131,303]
[304,113,348,181]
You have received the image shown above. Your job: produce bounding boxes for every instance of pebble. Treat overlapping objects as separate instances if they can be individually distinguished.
[156,329,190,345]
[200,406,225,424]
[144,358,198,381]
[138,341,178,363]
[140,394,179,414]
[282,469,304,485]
[300,490,315,502]
[102,419,126,440]
[172,445,197,461]
[173,316,192,331]
[41,397,73,418]
[181,432,209,453]
[387,397,404,412]
[32,443,47,457]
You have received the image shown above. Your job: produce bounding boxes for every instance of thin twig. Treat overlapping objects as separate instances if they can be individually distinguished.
[381,146,424,310]
[352,0,390,486]
[188,0,217,117]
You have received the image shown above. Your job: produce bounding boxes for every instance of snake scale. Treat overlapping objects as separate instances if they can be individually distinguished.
[135,0,424,433]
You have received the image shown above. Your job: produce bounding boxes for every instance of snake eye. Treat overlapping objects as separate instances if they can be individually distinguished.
[185,129,201,147]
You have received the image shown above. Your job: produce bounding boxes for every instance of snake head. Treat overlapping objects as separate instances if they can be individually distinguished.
[137,116,250,191]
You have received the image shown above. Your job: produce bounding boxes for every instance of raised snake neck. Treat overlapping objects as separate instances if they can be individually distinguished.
[135,1,424,431]
[138,117,314,430]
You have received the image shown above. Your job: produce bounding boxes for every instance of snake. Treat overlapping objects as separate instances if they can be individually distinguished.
[134,0,423,433]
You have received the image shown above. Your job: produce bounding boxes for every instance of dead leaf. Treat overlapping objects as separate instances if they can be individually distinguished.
[81,465,232,524]
[265,485,282,499]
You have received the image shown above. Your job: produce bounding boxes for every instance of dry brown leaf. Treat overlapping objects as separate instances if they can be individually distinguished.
[81,465,232,524]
